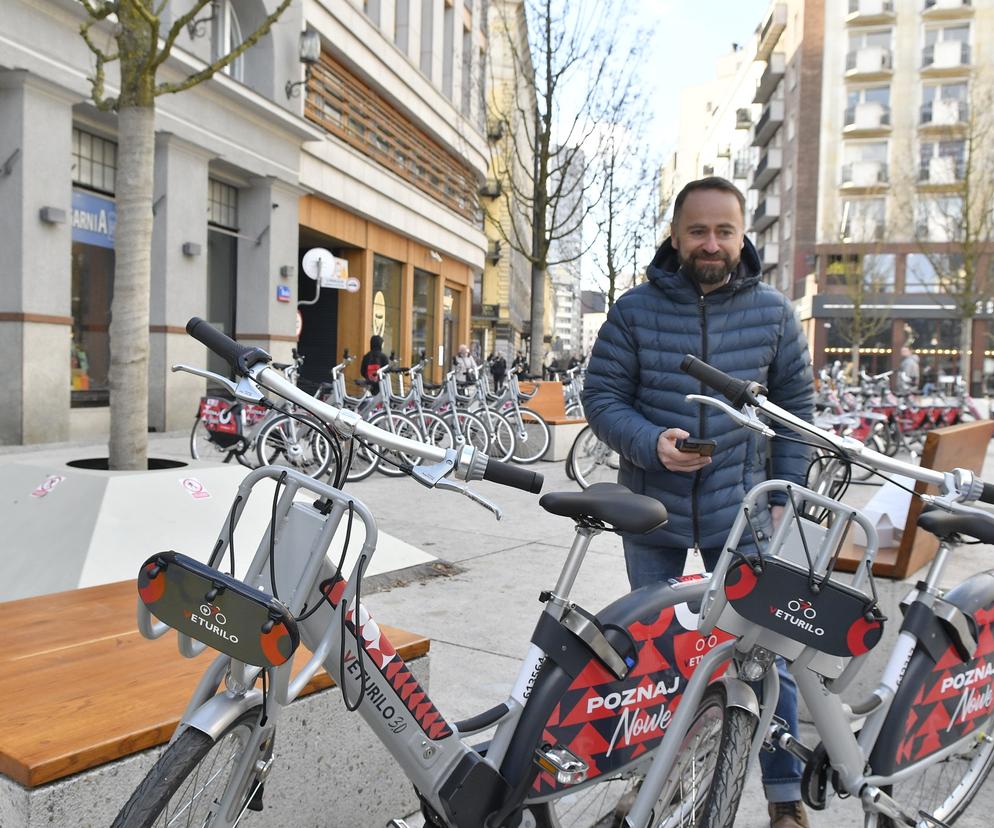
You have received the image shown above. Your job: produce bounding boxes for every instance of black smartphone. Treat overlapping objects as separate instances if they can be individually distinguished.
[675,438,717,457]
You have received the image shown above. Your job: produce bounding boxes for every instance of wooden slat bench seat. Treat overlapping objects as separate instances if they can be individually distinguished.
[0,579,429,788]
[521,381,585,426]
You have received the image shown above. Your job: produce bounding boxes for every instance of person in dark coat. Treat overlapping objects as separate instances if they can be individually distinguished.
[360,335,388,382]
[583,176,814,828]
[488,352,507,392]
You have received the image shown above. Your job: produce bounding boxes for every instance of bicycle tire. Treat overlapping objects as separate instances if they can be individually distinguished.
[112,708,263,828]
[568,425,619,489]
[190,417,244,463]
[530,683,755,828]
[410,410,455,451]
[565,402,584,419]
[255,413,334,479]
[509,406,551,464]
[370,411,424,478]
[446,408,491,454]
[345,438,380,482]
[475,407,516,462]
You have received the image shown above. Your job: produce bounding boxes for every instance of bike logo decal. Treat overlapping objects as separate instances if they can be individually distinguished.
[770,598,825,637]
[322,576,452,740]
[179,477,212,500]
[892,605,994,770]
[184,603,239,643]
[31,475,66,498]
[533,603,731,794]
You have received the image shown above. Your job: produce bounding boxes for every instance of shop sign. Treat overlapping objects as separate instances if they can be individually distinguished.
[71,190,116,249]
[302,248,350,289]
[276,285,292,303]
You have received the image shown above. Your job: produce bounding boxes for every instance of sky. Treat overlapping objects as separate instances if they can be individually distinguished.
[640,0,772,157]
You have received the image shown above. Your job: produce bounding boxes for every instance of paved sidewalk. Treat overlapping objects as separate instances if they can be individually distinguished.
[2,431,993,825]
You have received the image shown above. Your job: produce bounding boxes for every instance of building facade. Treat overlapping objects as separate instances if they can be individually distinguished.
[548,145,584,360]
[475,0,535,361]
[0,0,492,445]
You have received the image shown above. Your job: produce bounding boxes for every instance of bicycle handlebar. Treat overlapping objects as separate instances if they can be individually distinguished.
[187,317,269,374]
[680,355,764,410]
[682,356,992,507]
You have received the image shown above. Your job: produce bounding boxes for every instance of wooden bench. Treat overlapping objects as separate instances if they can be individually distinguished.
[0,580,429,825]
[518,381,586,461]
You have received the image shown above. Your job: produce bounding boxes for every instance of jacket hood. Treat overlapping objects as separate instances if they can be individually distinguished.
[646,236,762,298]
[369,335,384,351]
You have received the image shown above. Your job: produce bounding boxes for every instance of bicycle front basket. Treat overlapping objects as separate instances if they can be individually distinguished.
[723,557,884,659]
[138,552,300,667]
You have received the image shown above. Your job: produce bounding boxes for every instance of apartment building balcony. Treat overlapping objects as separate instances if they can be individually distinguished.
[733,157,752,180]
[752,195,781,232]
[754,53,786,105]
[752,99,785,147]
[843,101,892,135]
[844,46,894,79]
[759,243,780,270]
[918,154,965,187]
[846,0,896,24]
[841,160,889,190]
[756,3,788,62]
[920,99,969,129]
[736,107,753,129]
[921,41,972,74]
[752,147,783,190]
[922,0,974,19]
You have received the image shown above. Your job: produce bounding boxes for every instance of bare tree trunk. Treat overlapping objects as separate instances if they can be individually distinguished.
[530,262,545,376]
[850,343,860,382]
[108,105,154,470]
[960,316,973,389]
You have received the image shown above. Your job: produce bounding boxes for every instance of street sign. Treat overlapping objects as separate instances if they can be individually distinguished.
[276,285,291,303]
[345,276,360,293]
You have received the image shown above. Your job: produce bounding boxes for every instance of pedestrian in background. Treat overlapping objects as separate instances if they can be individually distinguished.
[583,176,814,828]
[360,335,388,383]
[453,344,475,384]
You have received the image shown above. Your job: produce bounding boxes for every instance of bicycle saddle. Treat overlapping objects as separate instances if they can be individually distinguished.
[539,483,667,534]
[918,508,994,545]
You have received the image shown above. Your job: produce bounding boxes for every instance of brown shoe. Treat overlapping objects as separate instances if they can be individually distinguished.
[768,800,810,828]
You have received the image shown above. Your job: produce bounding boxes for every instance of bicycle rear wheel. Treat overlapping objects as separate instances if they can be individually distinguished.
[879,707,994,827]
[530,683,755,828]
[509,406,551,464]
[255,414,334,479]
[112,709,264,828]
[568,426,619,489]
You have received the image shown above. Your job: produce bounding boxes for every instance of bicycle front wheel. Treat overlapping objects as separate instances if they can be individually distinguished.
[509,406,551,464]
[255,414,334,479]
[880,707,994,827]
[530,683,755,828]
[370,411,424,478]
[112,709,263,828]
[568,425,619,489]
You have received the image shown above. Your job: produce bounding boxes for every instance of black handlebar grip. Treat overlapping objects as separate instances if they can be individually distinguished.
[186,317,270,375]
[981,482,994,505]
[680,355,759,410]
[483,459,544,494]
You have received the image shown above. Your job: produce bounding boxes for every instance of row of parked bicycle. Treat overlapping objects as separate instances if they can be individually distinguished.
[190,351,561,481]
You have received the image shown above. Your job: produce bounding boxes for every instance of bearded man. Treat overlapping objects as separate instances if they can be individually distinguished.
[583,176,814,828]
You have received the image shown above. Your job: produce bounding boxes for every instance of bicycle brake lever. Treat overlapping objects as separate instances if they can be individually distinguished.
[684,393,776,438]
[434,478,503,521]
[172,364,267,403]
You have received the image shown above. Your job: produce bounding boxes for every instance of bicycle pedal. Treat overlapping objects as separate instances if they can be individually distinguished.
[534,743,588,786]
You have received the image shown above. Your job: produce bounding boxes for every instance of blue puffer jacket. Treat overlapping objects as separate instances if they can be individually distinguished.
[582,237,813,550]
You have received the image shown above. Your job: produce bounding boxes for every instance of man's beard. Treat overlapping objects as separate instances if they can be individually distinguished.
[679,249,739,286]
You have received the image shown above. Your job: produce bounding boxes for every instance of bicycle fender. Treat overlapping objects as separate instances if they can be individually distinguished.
[712,675,760,718]
[181,688,263,741]
[869,570,994,777]
[504,576,733,803]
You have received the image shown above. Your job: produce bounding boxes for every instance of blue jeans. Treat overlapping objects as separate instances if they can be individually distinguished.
[623,536,803,804]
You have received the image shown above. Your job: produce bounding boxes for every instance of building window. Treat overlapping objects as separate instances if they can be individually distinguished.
[395,0,410,52]
[364,0,381,26]
[906,252,961,293]
[840,197,885,242]
[208,179,239,230]
[462,25,473,116]
[443,286,462,367]
[214,0,245,82]
[919,139,966,183]
[413,269,437,360]
[421,0,434,76]
[372,255,403,355]
[916,196,963,242]
[442,1,455,98]
[72,128,117,195]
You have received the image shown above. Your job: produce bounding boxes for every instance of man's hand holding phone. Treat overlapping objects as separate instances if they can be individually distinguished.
[657,428,715,473]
